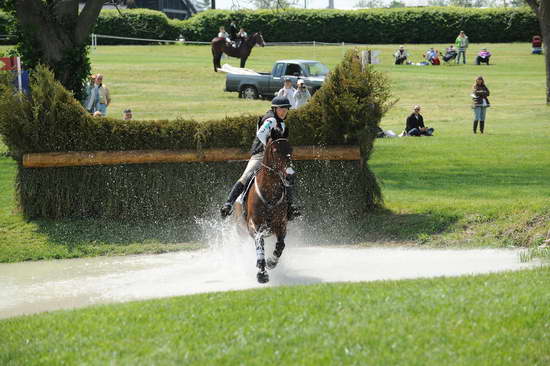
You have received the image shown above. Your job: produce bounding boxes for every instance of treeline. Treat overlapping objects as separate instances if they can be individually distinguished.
[0,7,540,45]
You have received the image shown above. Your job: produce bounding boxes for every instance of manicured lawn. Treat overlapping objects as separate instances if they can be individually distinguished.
[0,43,549,262]
[1,266,549,365]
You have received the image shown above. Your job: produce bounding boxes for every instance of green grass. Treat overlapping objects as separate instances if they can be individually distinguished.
[0,42,549,262]
[1,266,549,365]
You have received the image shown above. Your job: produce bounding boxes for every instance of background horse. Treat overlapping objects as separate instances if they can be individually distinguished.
[211,32,265,72]
[233,135,293,283]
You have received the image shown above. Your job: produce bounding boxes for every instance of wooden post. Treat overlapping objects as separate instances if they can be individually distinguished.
[22,146,361,168]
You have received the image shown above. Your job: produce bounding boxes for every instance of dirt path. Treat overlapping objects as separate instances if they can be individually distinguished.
[0,244,538,319]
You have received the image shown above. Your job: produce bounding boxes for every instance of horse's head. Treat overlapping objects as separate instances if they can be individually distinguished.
[253,32,265,47]
[264,133,293,180]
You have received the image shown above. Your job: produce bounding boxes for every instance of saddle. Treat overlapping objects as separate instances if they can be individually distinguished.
[235,174,257,218]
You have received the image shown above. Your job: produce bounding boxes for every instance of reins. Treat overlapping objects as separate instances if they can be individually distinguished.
[254,138,289,209]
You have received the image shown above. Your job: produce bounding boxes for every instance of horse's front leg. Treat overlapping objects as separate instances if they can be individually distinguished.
[254,233,269,283]
[266,233,286,270]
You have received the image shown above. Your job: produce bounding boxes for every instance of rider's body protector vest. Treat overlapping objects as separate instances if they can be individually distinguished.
[250,110,289,156]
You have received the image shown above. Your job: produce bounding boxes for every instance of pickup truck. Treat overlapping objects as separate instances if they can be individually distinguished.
[224,59,329,99]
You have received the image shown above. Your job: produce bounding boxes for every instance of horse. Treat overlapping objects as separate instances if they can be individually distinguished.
[233,134,293,284]
[211,32,265,72]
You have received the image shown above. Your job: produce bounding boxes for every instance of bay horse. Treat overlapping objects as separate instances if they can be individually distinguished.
[233,133,294,283]
[211,32,265,72]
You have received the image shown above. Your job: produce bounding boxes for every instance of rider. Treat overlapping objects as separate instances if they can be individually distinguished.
[220,96,300,220]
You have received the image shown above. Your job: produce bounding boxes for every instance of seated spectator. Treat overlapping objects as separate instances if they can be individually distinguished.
[532,35,543,55]
[425,48,441,65]
[405,105,434,136]
[476,48,491,65]
[293,79,311,109]
[442,45,458,63]
[394,45,409,65]
[123,108,132,121]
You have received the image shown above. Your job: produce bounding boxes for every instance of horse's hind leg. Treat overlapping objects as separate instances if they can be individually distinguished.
[255,235,269,283]
[266,236,285,270]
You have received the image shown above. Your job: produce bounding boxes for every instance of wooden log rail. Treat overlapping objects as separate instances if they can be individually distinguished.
[22,146,361,168]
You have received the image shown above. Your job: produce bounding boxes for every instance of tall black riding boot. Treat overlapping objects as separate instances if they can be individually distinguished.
[220,181,245,218]
[473,120,478,134]
[286,185,301,221]
[479,120,485,134]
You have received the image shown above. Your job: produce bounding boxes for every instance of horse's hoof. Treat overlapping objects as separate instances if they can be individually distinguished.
[257,270,269,284]
[266,257,279,270]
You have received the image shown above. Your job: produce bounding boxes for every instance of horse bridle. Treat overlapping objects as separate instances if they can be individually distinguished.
[254,138,291,208]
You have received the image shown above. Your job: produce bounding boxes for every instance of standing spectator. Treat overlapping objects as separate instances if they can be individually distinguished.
[405,105,434,136]
[293,79,311,109]
[455,31,469,64]
[94,74,111,116]
[83,74,96,113]
[394,45,409,65]
[471,76,490,134]
[123,108,133,121]
[229,20,238,41]
[476,48,491,65]
[218,26,231,45]
[277,77,296,108]
[235,27,248,48]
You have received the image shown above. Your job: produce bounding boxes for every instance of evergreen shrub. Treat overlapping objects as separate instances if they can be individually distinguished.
[0,50,390,234]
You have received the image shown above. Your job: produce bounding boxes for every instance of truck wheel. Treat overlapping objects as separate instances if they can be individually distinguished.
[241,86,258,100]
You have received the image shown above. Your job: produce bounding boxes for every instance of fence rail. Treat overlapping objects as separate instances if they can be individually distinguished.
[23,146,361,168]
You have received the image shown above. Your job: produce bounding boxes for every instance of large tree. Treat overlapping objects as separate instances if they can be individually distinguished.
[525,0,550,104]
[0,0,106,100]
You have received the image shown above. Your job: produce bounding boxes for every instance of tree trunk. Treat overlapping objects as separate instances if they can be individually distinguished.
[526,0,550,104]
[11,0,104,99]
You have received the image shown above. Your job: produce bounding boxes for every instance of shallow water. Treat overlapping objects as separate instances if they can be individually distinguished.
[0,240,540,319]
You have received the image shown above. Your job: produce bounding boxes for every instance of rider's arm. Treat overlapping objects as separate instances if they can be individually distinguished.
[257,118,276,145]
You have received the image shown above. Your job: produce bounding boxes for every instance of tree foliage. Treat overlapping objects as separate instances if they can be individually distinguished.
[0,0,105,100]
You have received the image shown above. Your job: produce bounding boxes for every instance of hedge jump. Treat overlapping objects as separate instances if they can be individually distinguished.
[22,146,361,168]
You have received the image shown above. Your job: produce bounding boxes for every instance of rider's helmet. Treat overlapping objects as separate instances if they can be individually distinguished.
[271,96,292,108]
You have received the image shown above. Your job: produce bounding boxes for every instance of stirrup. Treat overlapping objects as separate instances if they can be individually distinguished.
[220,203,233,218]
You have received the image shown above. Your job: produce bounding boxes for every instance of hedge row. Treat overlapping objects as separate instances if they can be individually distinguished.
[0,7,540,46]
[0,50,388,221]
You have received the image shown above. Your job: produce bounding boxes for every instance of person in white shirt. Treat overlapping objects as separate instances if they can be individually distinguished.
[277,78,296,108]
[293,79,311,109]
[218,26,231,44]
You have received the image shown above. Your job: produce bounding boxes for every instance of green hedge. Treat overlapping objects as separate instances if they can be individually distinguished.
[0,7,540,46]
[0,50,389,224]
[181,7,538,44]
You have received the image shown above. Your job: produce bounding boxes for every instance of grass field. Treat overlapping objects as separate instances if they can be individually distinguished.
[1,266,549,364]
[0,43,549,262]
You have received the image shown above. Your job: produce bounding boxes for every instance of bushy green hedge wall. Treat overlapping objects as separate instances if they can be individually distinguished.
[0,50,389,224]
[183,7,538,44]
[0,7,539,46]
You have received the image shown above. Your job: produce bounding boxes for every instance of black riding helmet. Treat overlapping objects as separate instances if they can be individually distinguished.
[271,96,292,108]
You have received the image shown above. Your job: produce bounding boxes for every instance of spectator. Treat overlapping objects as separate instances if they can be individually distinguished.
[123,108,133,121]
[394,45,409,65]
[532,35,543,54]
[293,79,311,109]
[218,26,231,45]
[94,74,111,116]
[476,48,491,65]
[236,27,247,48]
[83,74,96,113]
[442,45,458,63]
[277,77,296,108]
[405,105,434,136]
[455,31,469,64]
[471,76,490,134]
[425,48,441,65]
[229,21,238,40]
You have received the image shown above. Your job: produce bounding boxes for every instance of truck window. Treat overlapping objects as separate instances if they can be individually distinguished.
[284,64,303,77]
[272,63,285,77]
